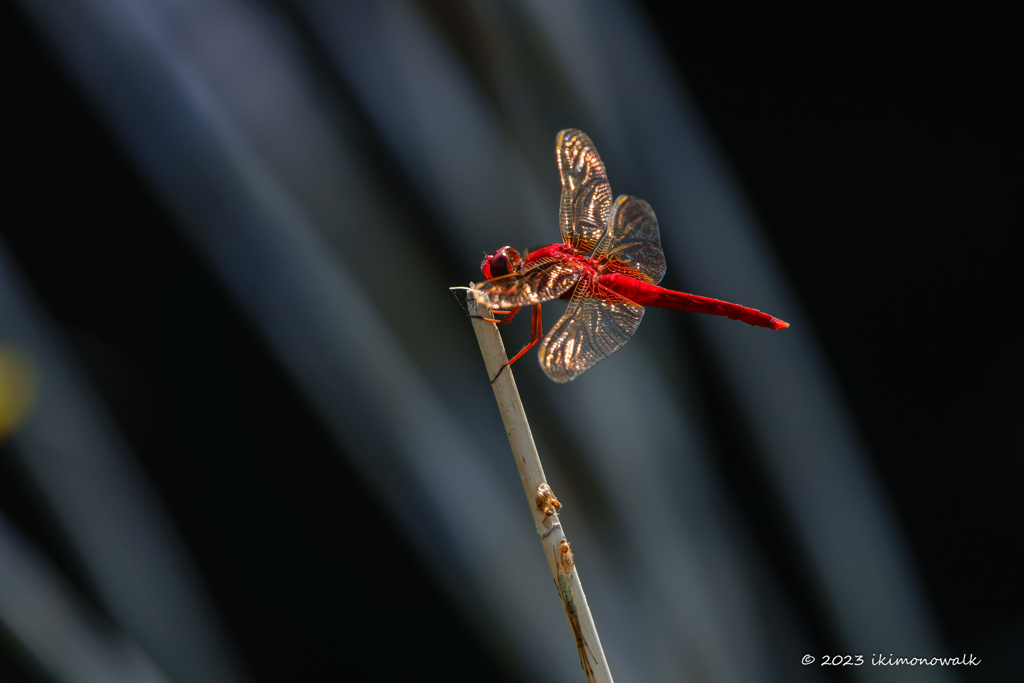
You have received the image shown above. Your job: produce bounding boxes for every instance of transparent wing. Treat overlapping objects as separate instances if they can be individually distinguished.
[538,279,645,383]
[593,195,667,285]
[556,129,613,254]
[470,259,582,310]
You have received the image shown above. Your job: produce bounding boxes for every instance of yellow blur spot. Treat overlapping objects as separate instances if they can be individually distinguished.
[0,346,38,442]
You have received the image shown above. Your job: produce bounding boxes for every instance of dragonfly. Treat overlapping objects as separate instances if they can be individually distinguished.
[468,129,788,383]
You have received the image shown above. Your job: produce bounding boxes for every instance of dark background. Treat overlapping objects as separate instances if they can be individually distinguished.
[1,0,1020,680]
[641,0,1023,657]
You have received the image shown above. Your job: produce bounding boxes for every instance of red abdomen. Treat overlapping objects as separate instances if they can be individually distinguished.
[598,273,788,330]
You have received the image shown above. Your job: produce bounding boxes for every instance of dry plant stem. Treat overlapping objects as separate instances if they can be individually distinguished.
[468,298,614,683]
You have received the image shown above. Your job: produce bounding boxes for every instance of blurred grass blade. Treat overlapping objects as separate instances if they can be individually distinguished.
[0,240,247,683]
[0,512,171,683]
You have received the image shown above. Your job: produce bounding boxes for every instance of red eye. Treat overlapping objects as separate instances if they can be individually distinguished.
[481,246,520,279]
[489,252,510,277]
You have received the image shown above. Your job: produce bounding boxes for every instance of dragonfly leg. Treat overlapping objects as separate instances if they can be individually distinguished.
[471,306,520,324]
[494,306,520,325]
[491,304,542,384]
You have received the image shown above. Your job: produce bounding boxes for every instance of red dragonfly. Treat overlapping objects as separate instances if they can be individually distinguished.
[470,129,788,383]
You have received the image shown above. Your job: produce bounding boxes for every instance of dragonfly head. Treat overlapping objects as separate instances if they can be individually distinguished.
[481,246,522,280]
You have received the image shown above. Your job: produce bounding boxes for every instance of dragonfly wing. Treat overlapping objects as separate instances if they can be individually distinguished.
[471,259,582,309]
[538,279,644,383]
[557,129,613,254]
[594,195,667,285]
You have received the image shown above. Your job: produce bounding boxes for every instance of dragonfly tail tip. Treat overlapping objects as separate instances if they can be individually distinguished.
[769,318,790,330]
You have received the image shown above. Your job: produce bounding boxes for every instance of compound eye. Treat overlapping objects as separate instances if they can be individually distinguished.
[481,246,521,279]
[489,251,510,277]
